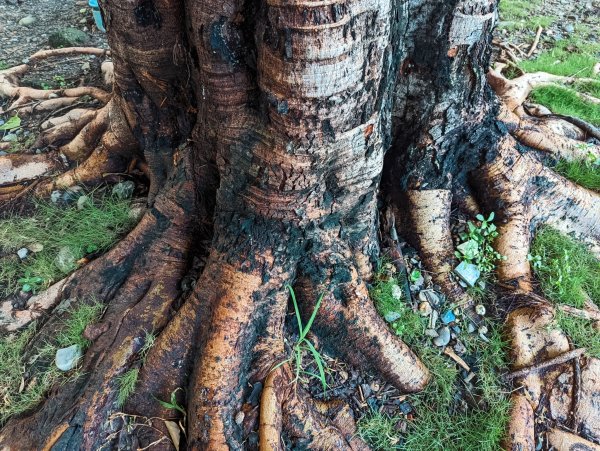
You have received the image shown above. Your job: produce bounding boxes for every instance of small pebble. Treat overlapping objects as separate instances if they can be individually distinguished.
[384,311,401,323]
[425,328,439,337]
[17,248,28,259]
[475,304,486,316]
[18,15,36,26]
[454,341,467,354]
[441,310,456,324]
[467,322,476,333]
[478,325,488,335]
[418,301,432,317]
[50,190,62,203]
[433,326,451,347]
[235,411,245,425]
[55,345,82,372]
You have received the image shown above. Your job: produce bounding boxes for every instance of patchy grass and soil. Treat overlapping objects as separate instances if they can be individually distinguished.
[0,190,137,298]
[0,300,103,424]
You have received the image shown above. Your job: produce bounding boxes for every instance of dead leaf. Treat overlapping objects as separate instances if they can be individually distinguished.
[164,420,180,451]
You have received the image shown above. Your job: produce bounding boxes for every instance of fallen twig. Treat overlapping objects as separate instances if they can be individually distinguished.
[527,26,543,57]
[505,348,586,381]
[444,347,470,372]
[558,304,600,322]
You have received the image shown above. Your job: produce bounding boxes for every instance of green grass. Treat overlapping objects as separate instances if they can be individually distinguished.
[0,61,9,70]
[498,0,551,31]
[529,86,600,127]
[0,301,103,424]
[0,192,135,297]
[370,276,425,343]
[554,158,600,192]
[555,310,600,358]
[520,47,600,79]
[366,270,511,451]
[116,368,139,408]
[531,228,600,358]
[531,228,600,308]
[357,412,402,450]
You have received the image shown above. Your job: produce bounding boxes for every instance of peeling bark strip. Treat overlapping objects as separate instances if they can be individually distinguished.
[449,11,496,48]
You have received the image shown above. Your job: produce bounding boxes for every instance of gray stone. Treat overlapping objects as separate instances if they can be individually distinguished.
[384,311,401,323]
[17,248,28,259]
[62,186,84,204]
[425,328,439,338]
[475,304,486,316]
[454,341,467,354]
[55,246,77,272]
[51,190,62,203]
[454,261,480,287]
[1,133,17,142]
[77,195,91,210]
[55,345,82,371]
[48,28,89,48]
[429,309,439,329]
[112,180,135,199]
[433,326,451,347]
[467,322,476,333]
[18,15,36,26]
[29,243,44,253]
[564,24,575,33]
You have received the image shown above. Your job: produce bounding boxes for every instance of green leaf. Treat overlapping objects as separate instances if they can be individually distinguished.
[457,240,479,260]
[301,292,324,340]
[476,214,484,221]
[305,340,327,392]
[488,212,495,221]
[22,283,32,292]
[410,269,421,282]
[0,115,21,131]
[287,285,303,335]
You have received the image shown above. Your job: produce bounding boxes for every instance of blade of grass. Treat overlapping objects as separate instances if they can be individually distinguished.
[301,292,325,340]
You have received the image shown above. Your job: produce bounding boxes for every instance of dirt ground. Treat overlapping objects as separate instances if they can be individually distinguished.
[0,0,107,66]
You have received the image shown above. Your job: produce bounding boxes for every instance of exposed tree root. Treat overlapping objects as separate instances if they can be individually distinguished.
[0,158,196,450]
[0,47,110,114]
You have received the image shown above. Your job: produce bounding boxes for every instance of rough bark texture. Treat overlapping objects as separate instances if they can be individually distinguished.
[1,0,599,449]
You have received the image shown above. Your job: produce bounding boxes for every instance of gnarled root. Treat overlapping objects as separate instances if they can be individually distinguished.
[489,68,600,162]
[0,47,110,114]
[0,157,196,450]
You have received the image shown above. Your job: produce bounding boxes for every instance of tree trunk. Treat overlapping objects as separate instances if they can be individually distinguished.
[1,0,599,449]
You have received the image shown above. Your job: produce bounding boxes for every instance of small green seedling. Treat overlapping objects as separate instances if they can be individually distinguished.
[273,286,328,393]
[17,275,45,293]
[527,254,542,270]
[455,212,505,274]
[0,115,21,131]
[116,368,139,408]
[155,388,186,416]
[409,269,422,283]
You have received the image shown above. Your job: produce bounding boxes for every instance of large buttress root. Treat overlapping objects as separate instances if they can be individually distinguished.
[472,135,600,449]
[0,155,198,450]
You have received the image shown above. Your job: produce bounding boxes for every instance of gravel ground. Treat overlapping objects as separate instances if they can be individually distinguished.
[0,0,107,67]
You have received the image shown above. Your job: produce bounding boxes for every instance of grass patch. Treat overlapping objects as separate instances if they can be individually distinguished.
[498,0,551,30]
[555,310,600,358]
[531,228,600,308]
[116,368,139,408]
[531,228,600,358]
[0,61,9,70]
[529,85,600,127]
[358,412,403,450]
[367,269,511,451]
[520,47,600,79]
[370,275,425,344]
[554,158,600,192]
[0,192,135,297]
[0,301,103,424]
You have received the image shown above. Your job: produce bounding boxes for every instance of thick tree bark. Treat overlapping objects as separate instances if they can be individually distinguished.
[1,0,599,449]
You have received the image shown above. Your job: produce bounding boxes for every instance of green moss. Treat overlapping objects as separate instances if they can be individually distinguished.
[531,228,600,308]
[529,86,600,126]
[554,159,600,192]
[0,192,135,297]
